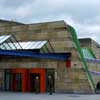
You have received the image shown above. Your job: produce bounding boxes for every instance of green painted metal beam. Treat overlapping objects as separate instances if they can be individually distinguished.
[67,25,95,92]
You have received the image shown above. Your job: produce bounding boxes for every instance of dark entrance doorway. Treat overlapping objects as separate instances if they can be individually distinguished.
[16,73,22,91]
[4,69,12,91]
[46,69,55,93]
[11,68,28,92]
[96,81,100,93]
[29,68,46,93]
[12,73,22,92]
[30,73,40,93]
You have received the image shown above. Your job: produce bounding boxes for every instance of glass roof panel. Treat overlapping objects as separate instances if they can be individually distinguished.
[0,35,54,53]
[0,35,11,44]
[0,41,47,50]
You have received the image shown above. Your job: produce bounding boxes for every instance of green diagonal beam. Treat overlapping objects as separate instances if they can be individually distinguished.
[67,25,95,92]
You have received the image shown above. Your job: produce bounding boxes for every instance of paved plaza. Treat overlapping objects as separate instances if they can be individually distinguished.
[0,92,100,100]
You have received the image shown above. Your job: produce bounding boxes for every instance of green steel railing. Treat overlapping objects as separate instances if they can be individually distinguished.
[82,48,96,59]
[67,25,95,91]
[88,48,96,58]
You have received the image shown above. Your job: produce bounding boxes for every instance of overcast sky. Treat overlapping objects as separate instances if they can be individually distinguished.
[0,0,100,42]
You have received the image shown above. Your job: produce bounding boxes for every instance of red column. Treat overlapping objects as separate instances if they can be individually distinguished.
[40,70,46,93]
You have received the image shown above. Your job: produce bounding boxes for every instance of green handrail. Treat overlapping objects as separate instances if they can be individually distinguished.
[67,25,95,91]
[82,48,95,59]
[88,48,96,58]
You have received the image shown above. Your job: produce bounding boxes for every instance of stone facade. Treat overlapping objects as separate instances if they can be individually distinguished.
[0,20,97,93]
[79,38,100,89]
[79,38,100,58]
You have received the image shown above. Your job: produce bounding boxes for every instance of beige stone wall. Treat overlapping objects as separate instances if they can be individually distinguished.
[87,62,100,88]
[0,55,92,93]
[80,38,100,89]
[79,38,91,48]
[0,20,93,93]
[87,39,100,87]
[91,40,100,58]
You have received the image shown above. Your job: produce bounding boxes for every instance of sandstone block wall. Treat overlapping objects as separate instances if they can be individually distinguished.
[0,20,93,93]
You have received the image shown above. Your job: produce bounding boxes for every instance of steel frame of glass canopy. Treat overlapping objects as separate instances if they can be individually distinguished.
[0,35,70,60]
[0,34,22,50]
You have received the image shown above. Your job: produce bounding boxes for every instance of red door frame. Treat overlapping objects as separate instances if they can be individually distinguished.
[11,68,28,92]
[29,68,46,93]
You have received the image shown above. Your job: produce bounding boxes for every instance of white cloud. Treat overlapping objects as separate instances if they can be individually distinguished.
[0,0,100,42]
[15,6,33,18]
[11,0,100,21]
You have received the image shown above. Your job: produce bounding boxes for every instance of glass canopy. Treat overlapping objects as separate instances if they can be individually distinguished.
[0,35,54,53]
